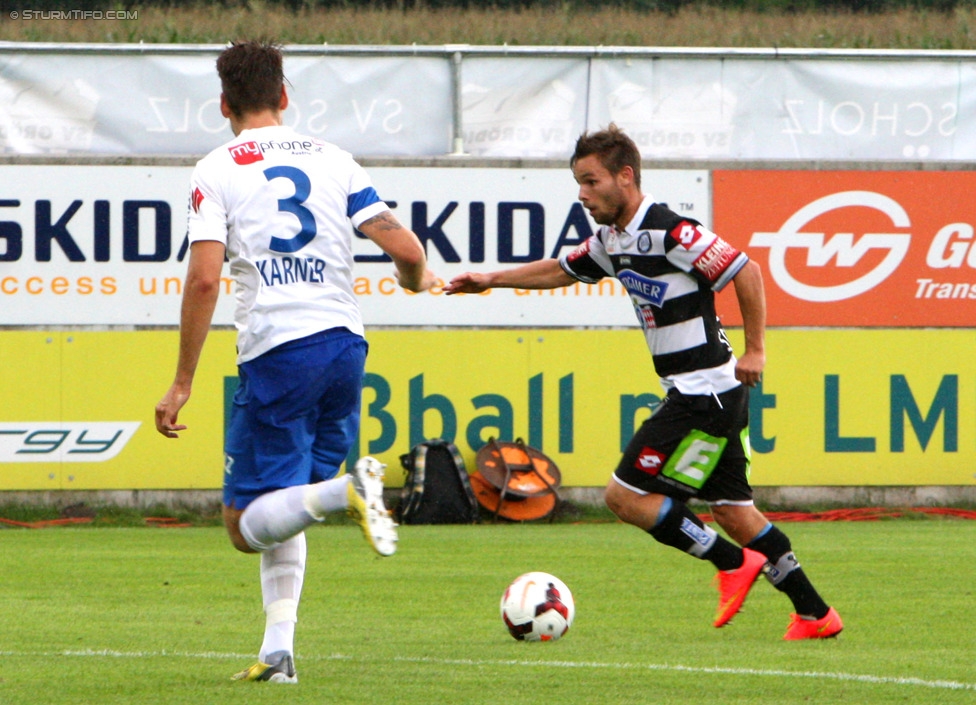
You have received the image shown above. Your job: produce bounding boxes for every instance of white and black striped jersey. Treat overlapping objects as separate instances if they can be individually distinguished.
[558,196,749,395]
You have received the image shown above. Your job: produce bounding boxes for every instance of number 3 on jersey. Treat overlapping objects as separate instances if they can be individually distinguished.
[265,165,317,253]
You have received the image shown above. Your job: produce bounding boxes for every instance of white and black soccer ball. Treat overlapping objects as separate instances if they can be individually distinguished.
[500,572,575,642]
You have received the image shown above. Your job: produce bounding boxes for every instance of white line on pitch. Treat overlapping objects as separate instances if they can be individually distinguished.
[394,655,976,692]
[0,649,972,692]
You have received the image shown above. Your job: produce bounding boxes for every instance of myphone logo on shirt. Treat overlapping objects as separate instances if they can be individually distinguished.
[229,138,322,165]
[713,170,976,327]
[229,141,264,165]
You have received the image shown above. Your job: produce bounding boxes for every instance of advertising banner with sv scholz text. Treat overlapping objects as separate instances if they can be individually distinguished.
[0,328,972,490]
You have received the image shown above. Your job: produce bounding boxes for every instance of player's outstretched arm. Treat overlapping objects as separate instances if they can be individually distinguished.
[358,210,436,292]
[444,258,575,295]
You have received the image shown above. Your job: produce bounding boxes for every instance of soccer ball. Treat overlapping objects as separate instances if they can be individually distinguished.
[500,572,575,642]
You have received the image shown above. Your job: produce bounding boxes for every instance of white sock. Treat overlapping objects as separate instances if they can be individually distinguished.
[239,477,350,552]
[239,485,318,552]
[258,532,306,662]
[303,475,351,518]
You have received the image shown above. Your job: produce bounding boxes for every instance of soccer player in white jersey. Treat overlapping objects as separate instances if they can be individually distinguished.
[445,125,842,641]
[155,41,436,683]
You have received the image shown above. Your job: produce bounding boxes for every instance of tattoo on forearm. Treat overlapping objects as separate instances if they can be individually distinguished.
[362,211,403,231]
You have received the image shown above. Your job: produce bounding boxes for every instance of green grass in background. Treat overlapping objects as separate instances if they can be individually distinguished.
[1,4,974,48]
[1,519,974,704]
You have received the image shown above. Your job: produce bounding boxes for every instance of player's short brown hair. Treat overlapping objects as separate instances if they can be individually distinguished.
[216,41,284,118]
[571,123,642,189]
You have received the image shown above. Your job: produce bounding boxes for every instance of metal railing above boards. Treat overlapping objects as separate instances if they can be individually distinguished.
[1,42,975,161]
[0,155,973,172]
[5,41,975,58]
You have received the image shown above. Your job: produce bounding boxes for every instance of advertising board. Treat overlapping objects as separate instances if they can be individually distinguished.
[0,164,708,327]
[714,170,976,327]
[2,329,971,490]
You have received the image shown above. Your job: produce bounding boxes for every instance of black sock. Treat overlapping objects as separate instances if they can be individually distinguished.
[647,499,742,572]
[748,524,829,619]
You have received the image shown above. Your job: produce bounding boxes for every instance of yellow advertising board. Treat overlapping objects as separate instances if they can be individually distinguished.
[0,330,230,491]
[1,328,973,491]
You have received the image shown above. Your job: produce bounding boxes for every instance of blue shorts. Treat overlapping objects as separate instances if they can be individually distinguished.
[223,327,368,510]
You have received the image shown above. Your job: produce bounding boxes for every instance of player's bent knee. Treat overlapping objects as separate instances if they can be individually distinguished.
[228,529,257,554]
[603,482,627,518]
[709,503,768,545]
[223,505,258,554]
[604,481,644,525]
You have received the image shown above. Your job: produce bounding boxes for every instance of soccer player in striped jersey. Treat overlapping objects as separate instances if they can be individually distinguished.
[445,124,841,641]
[155,41,436,682]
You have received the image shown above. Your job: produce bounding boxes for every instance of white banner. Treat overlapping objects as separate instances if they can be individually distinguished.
[1,46,974,161]
[461,56,588,157]
[0,164,709,326]
[0,51,453,156]
[587,58,971,161]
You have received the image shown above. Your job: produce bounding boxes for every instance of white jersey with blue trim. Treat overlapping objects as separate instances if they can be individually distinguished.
[187,125,387,364]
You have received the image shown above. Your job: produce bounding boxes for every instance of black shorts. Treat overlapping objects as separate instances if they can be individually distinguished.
[613,385,753,503]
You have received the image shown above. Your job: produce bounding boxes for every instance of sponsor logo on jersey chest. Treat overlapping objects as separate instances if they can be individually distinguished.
[618,269,669,307]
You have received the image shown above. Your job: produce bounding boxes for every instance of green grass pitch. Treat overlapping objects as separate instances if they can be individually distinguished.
[1,519,974,704]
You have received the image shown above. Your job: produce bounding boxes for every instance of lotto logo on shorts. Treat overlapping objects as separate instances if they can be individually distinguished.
[229,141,264,165]
[634,446,666,475]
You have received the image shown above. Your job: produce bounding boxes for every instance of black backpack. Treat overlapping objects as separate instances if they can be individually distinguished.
[395,439,479,525]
